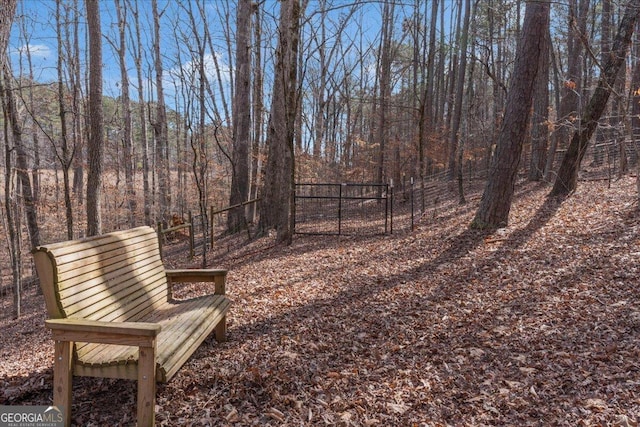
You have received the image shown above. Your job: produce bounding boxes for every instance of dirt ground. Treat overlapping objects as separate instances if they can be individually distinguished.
[1,177,639,426]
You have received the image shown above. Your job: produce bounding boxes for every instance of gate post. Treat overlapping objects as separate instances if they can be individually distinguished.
[188,211,194,259]
[157,222,164,260]
[293,185,297,234]
[390,182,393,234]
[410,177,415,231]
[339,183,344,236]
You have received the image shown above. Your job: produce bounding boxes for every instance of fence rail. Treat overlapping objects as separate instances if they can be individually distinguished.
[294,183,392,236]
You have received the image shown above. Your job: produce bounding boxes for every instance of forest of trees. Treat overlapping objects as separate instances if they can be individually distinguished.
[2,0,640,316]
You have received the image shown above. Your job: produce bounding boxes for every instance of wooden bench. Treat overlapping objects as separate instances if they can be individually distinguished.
[32,226,231,427]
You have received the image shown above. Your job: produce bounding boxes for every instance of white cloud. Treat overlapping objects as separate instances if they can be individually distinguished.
[15,43,52,60]
[169,52,231,87]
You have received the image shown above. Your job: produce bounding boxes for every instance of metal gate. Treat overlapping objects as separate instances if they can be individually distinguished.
[294,183,392,235]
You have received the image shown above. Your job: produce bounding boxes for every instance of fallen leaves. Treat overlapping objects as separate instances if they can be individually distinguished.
[2,178,640,425]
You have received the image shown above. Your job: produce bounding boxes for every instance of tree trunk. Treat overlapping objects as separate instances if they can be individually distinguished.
[528,25,550,181]
[71,0,84,207]
[2,83,22,319]
[551,0,640,197]
[128,0,152,226]
[228,0,253,233]
[631,21,640,145]
[594,0,612,168]
[447,0,471,181]
[258,0,303,244]
[0,0,16,57]
[418,0,439,209]
[249,3,263,224]
[4,1,39,248]
[115,0,136,226]
[152,0,171,226]
[56,0,74,240]
[375,0,394,191]
[86,0,103,237]
[630,20,640,199]
[1,0,20,319]
[472,0,550,229]
[312,0,327,159]
[20,26,42,202]
[2,63,39,248]
[544,0,589,180]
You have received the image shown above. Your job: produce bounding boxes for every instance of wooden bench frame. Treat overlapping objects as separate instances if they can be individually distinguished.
[32,226,231,427]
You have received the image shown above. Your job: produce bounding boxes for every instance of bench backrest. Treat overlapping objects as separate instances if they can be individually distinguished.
[33,226,169,322]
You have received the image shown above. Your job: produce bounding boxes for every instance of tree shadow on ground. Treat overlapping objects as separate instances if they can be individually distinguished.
[1,187,580,425]
[229,191,565,343]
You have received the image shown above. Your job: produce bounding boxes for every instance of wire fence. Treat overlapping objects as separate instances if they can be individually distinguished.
[294,183,392,236]
[5,135,640,308]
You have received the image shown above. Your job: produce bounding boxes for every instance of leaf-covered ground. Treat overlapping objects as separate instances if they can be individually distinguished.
[1,178,640,426]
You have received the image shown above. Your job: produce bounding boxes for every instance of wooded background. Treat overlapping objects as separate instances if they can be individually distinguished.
[1,0,640,317]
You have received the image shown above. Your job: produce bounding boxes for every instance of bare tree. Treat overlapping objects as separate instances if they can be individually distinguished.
[56,0,76,239]
[127,0,152,225]
[114,0,136,226]
[1,0,21,319]
[551,0,640,197]
[86,0,104,236]
[2,5,40,250]
[71,0,84,205]
[528,22,550,181]
[630,21,640,197]
[151,0,171,226]
[16,12,42,202]
[178,0,214,265]
[259,0,304,244]
[2,66,39,250]
[1,72,22,319]
[249,3,264,224]
[447,0,472,182]
[545,0,589,181]
[631,21,640,146]
[228,0,253,233]
[374,1,394,190]
[0,0,16,56]
[472,0,550,229]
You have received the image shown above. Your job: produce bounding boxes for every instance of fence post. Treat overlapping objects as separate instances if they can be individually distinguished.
[390,181,393,234]
[385,181,392,234]
[339,183,344,236]
[156,221,164,260]
[188,211,194,260]
[210,205,214,249]
[410,177,415,231]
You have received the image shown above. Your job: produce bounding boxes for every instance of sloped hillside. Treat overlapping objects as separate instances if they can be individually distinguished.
[1,178,639,426]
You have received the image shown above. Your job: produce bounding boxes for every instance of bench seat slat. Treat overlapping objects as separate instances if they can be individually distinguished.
[54,238,158,269]
[44,228,158,261]
[159,299,230,381]
[55,244,162,290]
[62,269,168,320]
[76,295,225,362]
[75,295,230,382]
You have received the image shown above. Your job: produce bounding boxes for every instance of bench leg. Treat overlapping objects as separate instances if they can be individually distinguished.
[53,340,73,427]
[137,343,157,427]
[214,316,227,342]
[214,275,225,296]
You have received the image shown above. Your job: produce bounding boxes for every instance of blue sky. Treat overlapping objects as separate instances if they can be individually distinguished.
[8,0,457,119]
[11,1,243,110]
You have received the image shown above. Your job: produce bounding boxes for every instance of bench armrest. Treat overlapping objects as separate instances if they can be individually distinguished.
[165,269,227,282]
[165,269,227,296]
[46,318,161,347]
